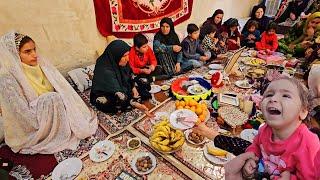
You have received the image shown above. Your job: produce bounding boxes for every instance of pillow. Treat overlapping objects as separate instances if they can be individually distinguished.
[67,64,95,92]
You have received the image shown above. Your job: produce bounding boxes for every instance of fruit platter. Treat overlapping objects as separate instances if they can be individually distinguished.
[149,119,185,153]
[171,77,212,101]
[242,57,266,67]
[175,99,210,123]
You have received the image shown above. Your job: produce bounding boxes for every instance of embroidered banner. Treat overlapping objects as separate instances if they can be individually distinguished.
[93,0,193,38]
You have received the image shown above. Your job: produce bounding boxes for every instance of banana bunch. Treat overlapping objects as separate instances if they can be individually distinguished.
[150,120,185,153]
[207,144,228,157]
[250,58,265,66]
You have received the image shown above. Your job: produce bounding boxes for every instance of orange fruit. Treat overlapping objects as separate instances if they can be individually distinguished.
[190,99,197,106]
[201,103,207,109]
[179,101,186,107]
[202,110,207,117]
[199,114,205,122]
[195,107,203,115]
[185,99,190,106]
[177,106,184,110]
[185,106,190,109]
[190,106,196,112]
[175,100,180,107]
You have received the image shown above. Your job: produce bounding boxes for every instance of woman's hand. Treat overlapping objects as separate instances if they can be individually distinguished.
[131,101,155,118]
[192,123,219,140]
[225,152,258,179]
[175,63,181,73]
[173,45,182,52]
[132,87,139,98]
[242,157,257,179]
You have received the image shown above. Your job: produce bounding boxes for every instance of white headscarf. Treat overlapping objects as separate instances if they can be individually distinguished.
[0,31,98,154]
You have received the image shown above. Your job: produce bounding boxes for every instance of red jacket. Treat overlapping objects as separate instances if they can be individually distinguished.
[256,32,278,51]
[129,46,157,74]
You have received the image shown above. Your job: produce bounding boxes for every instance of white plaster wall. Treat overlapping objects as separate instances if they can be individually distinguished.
[0,0,260,75]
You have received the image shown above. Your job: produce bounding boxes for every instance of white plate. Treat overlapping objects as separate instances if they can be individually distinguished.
[187,84,207,95]
[149,85,161,94]
[203,141,235,165]
[131,152,157,175]
[209,64,223,70]
[234,80,253,89]
[184,129,207,145]
[170,109,198,130]
[52,158,82,180]
[150,112,170,124]
[240,129,258,142]
[89,140,115,162]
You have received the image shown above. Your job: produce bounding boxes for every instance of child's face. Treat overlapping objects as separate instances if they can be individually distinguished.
[248,26,256,33]
[136,44,149,54]
[189,30,200,40]
[208,32,216,39]
[261,79,308,129]
[267,29,276,35]
[230,26,237,32]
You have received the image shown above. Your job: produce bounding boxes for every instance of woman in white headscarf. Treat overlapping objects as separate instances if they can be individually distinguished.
[0,31,98,154]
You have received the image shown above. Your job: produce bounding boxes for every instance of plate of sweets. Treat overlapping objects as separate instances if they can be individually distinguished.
[89,140,115,162]
[131,152,157,175]
[184,129,206,145]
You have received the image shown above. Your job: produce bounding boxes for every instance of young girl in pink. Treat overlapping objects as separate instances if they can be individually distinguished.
[242,77,320,179]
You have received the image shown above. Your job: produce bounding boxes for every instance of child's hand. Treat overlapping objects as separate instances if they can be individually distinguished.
[228,39,237,44]
[270,170,291,180]
[148,65,155,72]
[175,63,181,73]
[200,55,210,61]
[173,45,182,52]
[219,41,225,47]
[213,38,219,44]
[305,48,314,58]
[141,68,151,74]
[242,158,257,178]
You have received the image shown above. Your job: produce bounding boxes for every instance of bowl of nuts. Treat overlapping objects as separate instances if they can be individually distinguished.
[127,137,141,150]
[131,152,157,175]
[184,129,206,145]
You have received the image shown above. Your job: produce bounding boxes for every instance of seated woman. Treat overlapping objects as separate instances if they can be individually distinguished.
[279,12,320,57]
[90,40,153,117]
[200,9,224,41]
[242,4,270,34]
[153,17,184,79]
[0,31,98,154]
